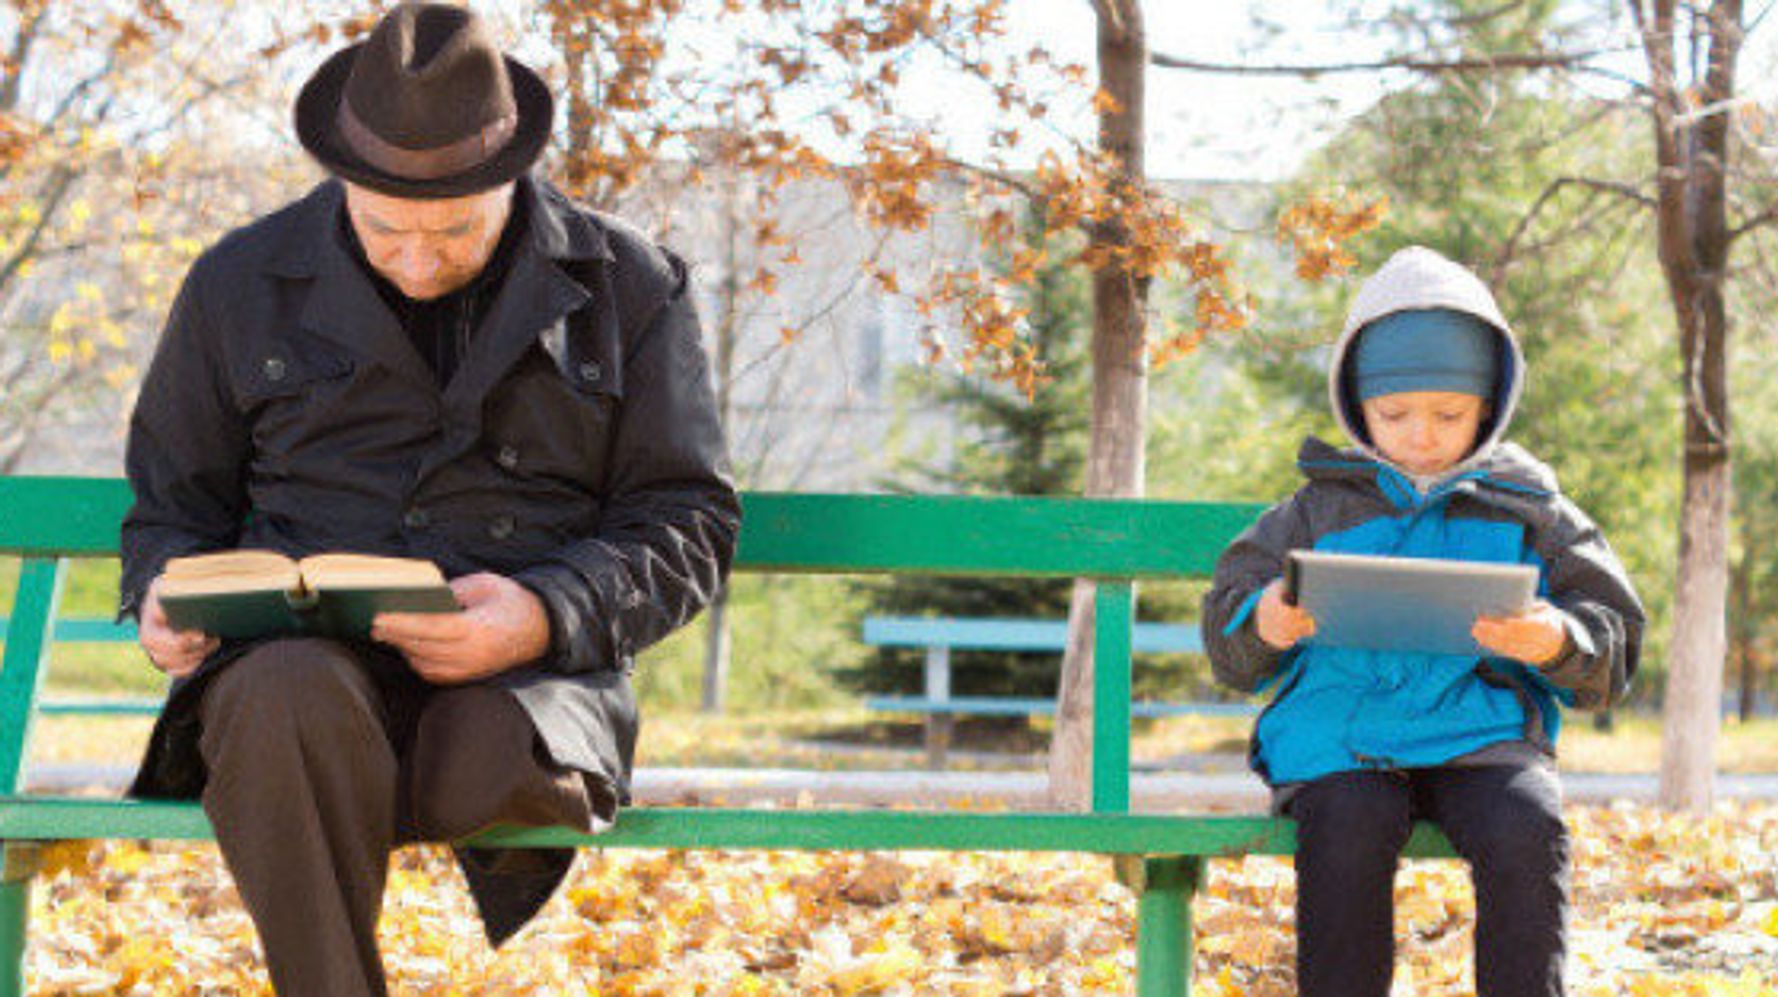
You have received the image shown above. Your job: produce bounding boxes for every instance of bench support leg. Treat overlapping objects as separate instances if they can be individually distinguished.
[1133,855,1201,997]
[0,843,41,997]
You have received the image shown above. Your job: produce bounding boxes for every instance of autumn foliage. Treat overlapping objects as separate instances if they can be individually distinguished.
[530,0,1381,394]
[26,802,1778,994]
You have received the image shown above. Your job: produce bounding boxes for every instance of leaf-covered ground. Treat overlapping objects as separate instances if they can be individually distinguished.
[23,802,1778,995]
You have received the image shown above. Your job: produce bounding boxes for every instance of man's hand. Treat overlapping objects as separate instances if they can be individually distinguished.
[138,577,219,678]
[371,573,551,685]
[1254,579,1316,651]
[1473,600,1570,666]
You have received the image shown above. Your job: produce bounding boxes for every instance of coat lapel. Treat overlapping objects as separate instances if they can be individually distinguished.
[298,213,439,393]
[442,244,591,414]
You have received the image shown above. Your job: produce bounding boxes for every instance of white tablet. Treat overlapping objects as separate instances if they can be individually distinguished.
[1284,550,1538,657]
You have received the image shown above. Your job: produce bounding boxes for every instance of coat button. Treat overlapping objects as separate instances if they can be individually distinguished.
[495,444,520,470]
[263,357,287,382]
[488,515,516,540]
[402,507,429,529]
[579,361,602,385]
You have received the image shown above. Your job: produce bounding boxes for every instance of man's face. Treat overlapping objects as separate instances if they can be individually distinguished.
[1360,390,1489,476]
[343,182,514,301]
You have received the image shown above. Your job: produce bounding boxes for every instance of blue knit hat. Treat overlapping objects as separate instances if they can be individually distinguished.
[1351,308,1499,402]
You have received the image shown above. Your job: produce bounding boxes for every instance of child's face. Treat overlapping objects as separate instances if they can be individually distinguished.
[1360,390,1488,476]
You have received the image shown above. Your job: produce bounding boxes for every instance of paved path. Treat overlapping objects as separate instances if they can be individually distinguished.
[26,763,1778,808]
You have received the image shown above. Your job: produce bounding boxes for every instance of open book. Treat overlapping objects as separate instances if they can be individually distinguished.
[157,550,460,640]
[1284,550,1538,657]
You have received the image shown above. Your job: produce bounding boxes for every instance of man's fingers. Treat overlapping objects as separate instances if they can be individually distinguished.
[447,572,505,605]
[373,611,470,643]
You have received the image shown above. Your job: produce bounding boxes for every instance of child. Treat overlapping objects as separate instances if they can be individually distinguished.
[1201,246,1644,997]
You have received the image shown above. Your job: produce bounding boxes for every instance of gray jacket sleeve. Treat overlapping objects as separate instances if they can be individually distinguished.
[1201,491,1313,693]
[1528,496,1644,710]
[513,261,741,675]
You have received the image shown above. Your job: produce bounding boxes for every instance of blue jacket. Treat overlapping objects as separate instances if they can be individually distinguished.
[1201,248,1644,788]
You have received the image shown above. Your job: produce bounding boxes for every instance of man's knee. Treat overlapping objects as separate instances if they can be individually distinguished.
[201,639,383,748]
[406,685,539,840]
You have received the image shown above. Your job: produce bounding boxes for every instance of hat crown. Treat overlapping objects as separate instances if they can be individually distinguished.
[1351,308,1499,402]
[342,3,515,151]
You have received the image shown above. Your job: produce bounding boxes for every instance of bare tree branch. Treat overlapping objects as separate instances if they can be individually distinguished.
[0,164,81,296]
[1149,48,1619,76]
[0,4,45,112]
[1492,175,1656,281]
[1730,203,1778,244]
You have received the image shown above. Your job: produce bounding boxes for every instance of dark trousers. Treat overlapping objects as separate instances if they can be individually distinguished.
[197,638,594,997]
[1288,764,1570,997]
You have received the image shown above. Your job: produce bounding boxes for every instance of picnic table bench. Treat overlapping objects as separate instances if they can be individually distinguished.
[862,615,1255,767]
[0,475,1455,996]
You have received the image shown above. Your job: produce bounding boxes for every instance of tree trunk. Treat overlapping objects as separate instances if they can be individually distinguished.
[701,145,743,714]
[1733,513,1755,723]
[1647,0,1741,813]
[1659,458,1730,809]
[701,585,731,713]
[1049,0,1149,809]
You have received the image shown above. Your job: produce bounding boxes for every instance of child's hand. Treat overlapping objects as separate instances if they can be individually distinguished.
[1473,600,1570,665]
[1254,579,1316,650]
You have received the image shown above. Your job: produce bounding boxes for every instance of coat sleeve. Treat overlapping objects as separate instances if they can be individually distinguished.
[513,257,741,675]
[118,263,251,619]
[1529,496,1645,710]
[1200,491,1313,693]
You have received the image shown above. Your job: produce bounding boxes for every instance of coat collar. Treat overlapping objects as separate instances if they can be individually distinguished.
[1297,435,1557,511]
[266,176,604,400]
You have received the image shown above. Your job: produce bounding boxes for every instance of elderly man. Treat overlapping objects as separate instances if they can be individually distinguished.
[119,4,739,994]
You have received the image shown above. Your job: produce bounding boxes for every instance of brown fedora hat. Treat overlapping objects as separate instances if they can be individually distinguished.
[295,2,552,199]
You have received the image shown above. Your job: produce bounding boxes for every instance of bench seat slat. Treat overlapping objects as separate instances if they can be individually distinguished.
[0,797,1456,858]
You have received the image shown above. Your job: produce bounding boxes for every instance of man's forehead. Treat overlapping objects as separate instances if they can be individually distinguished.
[345,182,511,230]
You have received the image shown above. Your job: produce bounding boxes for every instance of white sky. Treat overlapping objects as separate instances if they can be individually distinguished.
[243,1,1778,184]
[970,0,1777,182]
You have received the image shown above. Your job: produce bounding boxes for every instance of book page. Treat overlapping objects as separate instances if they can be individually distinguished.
[298,553,447,591]
[159,549,301,597]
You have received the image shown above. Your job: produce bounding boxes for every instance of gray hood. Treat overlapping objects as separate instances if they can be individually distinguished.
[1327,246,1525,480]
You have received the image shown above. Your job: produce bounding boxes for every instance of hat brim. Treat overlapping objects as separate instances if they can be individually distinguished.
[294,43,553,200]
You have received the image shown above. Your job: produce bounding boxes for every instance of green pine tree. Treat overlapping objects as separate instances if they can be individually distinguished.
[841,217,1090,701]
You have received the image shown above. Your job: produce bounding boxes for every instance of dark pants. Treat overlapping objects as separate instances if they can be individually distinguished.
[1288,764,1570,997]
[197,638,594,997]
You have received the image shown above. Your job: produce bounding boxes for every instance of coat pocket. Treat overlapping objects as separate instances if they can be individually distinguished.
[235,345,355,406]
[484,338,622,488]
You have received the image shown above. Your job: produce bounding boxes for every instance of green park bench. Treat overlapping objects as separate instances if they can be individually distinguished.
[0,475,1455,996]
[861,615,1255,767]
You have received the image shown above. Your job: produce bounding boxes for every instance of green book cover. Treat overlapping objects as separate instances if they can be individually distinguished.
[313,585,462,638]
[159,589,312,641]
[156,551,460,642]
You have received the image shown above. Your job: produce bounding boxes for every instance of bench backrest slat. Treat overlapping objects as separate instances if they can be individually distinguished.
[0,618,138,643]
[863,616,1203,654]
[0,477,1263,578]
[1,477,1261,815]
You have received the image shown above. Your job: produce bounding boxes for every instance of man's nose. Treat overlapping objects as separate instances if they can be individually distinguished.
[392,243,439,283]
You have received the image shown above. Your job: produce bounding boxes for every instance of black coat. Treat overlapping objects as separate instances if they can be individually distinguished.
[120,176,739,941]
